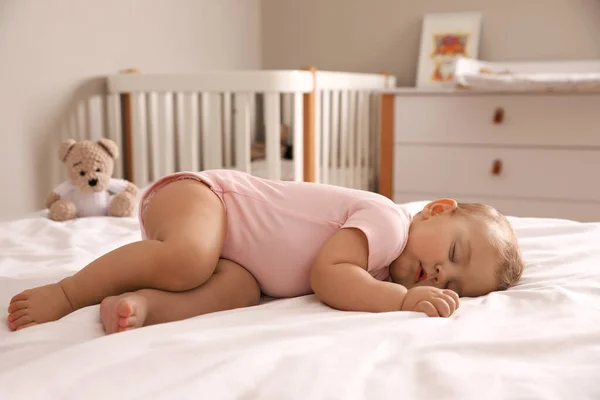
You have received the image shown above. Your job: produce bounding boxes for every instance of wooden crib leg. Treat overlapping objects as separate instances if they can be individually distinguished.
[303,66,317,183]
[379,93,394,199]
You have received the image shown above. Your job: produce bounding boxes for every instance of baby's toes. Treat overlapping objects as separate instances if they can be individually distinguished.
[117,301,134,319]
[8,300,28,313]
[10,291,29,304]
[12,314,34,329]
[8,308,29,322]
[119,315,137,328]
[16,322,37,331]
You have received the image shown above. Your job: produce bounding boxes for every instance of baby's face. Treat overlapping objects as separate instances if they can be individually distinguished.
[390,199,499,297]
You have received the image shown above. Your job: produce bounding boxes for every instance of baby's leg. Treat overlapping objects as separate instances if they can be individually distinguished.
[7,179,226,331]
[100,258,260,334]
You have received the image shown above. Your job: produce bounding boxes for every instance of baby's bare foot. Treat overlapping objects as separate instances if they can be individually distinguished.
[100,293,148,334]
[7,283,74,331]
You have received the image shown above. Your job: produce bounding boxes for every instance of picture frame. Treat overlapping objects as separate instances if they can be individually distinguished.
[415,12,482,88]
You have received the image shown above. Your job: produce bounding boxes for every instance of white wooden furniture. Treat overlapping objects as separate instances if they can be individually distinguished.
[377,60,600,222]
[62,68,394,193]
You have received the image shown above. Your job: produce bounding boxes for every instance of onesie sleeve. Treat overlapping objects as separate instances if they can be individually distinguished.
[107,178,130,194]
[341,200,412,279]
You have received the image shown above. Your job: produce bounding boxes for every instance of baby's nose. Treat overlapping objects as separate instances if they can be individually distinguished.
[432,265,444,282]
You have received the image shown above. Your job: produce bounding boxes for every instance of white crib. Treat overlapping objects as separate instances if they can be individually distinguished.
[94,68,395,192]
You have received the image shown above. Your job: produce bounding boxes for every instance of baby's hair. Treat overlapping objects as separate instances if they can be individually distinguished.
[454,203,524,290]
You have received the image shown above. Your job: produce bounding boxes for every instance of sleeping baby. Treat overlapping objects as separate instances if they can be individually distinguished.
[7,169,523,333]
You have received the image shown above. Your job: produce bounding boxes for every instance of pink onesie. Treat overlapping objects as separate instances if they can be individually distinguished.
[139,169,412,298]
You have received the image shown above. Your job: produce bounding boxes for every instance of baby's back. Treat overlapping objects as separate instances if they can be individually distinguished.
[197,169,399,297]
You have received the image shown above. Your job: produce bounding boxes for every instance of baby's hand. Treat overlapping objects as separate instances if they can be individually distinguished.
[400,286,460,317]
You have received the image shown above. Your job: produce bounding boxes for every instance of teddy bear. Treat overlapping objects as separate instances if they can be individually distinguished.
[45,138,139,221]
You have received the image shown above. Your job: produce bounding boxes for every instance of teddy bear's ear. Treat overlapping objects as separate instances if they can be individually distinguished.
[97,138,119,159]
[59,139,77,162]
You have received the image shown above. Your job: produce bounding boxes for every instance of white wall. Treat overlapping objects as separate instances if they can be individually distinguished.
[261,0,600,85]
[0,0,261,219]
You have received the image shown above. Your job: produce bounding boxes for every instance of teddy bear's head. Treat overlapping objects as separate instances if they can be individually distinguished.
[59,138,119,194]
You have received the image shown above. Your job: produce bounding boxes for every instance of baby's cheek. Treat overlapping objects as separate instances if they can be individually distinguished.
[411,233,446,256]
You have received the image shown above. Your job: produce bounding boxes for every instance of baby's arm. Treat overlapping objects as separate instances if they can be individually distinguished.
[310,228,407,313]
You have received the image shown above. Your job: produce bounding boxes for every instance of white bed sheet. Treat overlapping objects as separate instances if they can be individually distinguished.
[1,202,600,400]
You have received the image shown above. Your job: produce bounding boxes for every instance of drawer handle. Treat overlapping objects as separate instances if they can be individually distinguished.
[491,159,503,176]
[493,107,504,124]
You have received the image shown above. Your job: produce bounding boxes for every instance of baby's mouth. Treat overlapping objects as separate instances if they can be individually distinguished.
[414,263,428,283]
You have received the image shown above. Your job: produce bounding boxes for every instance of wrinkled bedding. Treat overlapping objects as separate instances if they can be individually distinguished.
[1,201,599,400]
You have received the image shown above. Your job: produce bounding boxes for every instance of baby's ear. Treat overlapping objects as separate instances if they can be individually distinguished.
[423,198,457,218]
[97,138,119,159]
[59,139,77,162]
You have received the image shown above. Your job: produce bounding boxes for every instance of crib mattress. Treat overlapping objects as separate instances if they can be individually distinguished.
[1,201,599,399]
[453,57,600,92]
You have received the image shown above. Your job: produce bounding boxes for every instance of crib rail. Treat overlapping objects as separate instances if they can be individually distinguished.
[106,70,317,187]
[313,71,395,190]
[62,68,395,193]
[107,70,314,93]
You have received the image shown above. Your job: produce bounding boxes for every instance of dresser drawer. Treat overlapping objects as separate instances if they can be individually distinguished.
[393,145,600,202]
[394,95,600,147]
[393,192,600,222]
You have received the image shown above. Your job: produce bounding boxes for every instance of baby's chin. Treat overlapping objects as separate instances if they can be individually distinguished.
[389,259,415,288]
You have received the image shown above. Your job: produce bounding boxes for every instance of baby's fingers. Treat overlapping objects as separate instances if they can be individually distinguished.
[415,301,439,318]
[438,293,457,315]
[430,297,452,317]
[443,289,460,309]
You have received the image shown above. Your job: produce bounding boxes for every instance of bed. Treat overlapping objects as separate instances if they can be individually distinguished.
[1,199,599,399]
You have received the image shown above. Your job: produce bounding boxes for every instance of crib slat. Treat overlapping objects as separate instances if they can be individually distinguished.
[369,94,379,192]
[87,96,103,141]
[200,93,210,170]
[354,91,362,190]
[175,93,199,172]
[234,93,251,173]
[189,93,201,172]
[314,86,322,183]
[320,91,331,184]
[292,92,304,181]
[282,93,293,145]
[212,93,224,169]
[249,94,257,143]
[339,91,349,188]
[264,93,281,181]
[83,99,92,140]
[131,93,149,187]
[330,91,340,187]
[350,91,359,189]
[156,92,175,178]
[146,92,159,182]
[106,94,123,179]
[222,93,233,168]
[75,101,87,141]
[101,93,109,141]
[356,92,368,190]
[200,93,222,170]
[364,92,372,190]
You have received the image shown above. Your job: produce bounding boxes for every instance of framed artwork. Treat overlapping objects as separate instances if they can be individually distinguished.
[415,12,482,88]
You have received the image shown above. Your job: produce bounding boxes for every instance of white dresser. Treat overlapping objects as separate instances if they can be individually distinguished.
[388,89,600,222]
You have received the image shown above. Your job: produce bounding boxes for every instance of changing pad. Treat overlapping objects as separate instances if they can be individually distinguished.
[453,57,600,92]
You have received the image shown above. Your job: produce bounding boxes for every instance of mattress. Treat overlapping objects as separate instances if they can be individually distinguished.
[1,200,599,400]
[453,56,600,92]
